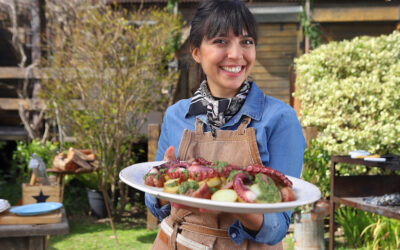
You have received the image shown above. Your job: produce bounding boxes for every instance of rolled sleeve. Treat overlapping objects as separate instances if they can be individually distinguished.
[229,211,291,245]
[144,193,171,222]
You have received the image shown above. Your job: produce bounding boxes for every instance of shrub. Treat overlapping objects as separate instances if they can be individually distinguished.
[295,31,400,155]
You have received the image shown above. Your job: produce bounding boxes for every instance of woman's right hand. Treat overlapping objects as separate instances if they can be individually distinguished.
[163,145,176,161]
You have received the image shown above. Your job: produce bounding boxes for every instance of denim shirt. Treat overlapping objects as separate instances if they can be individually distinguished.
[145,82,305,245]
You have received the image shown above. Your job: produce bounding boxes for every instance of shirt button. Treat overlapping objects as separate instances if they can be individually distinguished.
[231,233,237,238]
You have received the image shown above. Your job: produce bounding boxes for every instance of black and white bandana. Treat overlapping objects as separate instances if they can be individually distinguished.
[188,80,250,137]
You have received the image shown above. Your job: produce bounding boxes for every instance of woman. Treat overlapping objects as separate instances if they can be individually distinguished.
[145,0,305,249]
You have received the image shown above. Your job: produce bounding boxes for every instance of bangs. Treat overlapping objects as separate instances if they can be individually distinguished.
[203,2,257,43]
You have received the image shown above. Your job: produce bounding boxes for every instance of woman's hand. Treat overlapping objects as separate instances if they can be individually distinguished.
[232,213,263,231]
[163,145,176,161]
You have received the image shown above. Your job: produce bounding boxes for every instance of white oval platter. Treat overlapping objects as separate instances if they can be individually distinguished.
[120,161,321,213]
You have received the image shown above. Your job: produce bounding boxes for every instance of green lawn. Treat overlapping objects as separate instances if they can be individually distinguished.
[49,215,158,250]
[47,214,371,250]
[49,214,298,250]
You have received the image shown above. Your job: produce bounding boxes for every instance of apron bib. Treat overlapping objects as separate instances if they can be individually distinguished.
[152,117,283,250]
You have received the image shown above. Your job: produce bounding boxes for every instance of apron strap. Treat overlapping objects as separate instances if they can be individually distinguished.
[195,118,204,135]
[170,209,193,250]
[238,116,251,135]
[180,222,230,238]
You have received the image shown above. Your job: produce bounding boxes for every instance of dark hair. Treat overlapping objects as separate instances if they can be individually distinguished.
[188,0,258,49]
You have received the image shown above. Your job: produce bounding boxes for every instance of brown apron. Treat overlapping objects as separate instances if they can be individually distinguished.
[152,117,283,250]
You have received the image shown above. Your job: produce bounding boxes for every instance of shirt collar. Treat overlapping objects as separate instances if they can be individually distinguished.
[185,82,265,126]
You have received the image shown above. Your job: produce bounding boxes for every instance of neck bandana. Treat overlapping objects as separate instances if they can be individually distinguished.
[188,80,250,137]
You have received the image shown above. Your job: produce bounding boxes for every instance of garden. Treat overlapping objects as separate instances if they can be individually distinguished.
[0,1,400,249]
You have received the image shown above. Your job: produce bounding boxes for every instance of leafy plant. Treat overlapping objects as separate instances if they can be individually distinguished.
[299,0,322,50]
[62,178,91,215]
[301,139,330,198]
[361,217,400,249]
[295,31,400,155]
[40,0,182,217]
[0,182,21,205]
[12,140,59,183]
[336,206,400,249]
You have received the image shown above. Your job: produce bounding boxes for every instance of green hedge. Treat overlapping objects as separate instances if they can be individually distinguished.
[295,31,400,155]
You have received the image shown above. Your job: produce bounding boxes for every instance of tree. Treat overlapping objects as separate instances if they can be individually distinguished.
[41,0,182,216]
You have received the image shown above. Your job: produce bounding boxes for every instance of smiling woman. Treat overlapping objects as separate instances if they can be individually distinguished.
[188,0,257,99]
[191,31,256,98]
[145,0,306,249]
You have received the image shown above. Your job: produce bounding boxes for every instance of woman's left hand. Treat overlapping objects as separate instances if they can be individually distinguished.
[232,213,263,231]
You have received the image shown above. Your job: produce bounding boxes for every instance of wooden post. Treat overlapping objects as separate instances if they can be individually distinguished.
[146,124,161,230]
[292,23,304,117]
[302,126,318,148]
[289,65,301,117]
[304,0,311,53]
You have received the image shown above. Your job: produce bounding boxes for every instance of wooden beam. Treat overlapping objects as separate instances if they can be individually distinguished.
[0,126,28,141]
[0,67,152,80]
[312,6,400,22]
[0,67,42,79]
[0,98,85,111]
[258,36,297,45]
[256,58,293,66]
[0,98,45,111]
[258,29,299,38]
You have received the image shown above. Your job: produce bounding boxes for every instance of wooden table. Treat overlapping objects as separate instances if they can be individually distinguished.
[47,167,98,202]
[0,208,69,250]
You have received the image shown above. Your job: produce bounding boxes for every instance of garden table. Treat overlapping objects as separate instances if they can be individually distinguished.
[46,167,97,202]
[0,208,69,250]
[329,155,400,250]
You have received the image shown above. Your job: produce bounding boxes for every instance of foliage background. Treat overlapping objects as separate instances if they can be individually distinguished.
[295,31,400,249]
[295,31,400,155]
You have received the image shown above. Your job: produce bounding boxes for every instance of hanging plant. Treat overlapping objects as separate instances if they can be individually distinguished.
[299,0,322,50]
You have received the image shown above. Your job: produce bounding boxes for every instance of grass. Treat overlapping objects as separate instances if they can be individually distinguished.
[49,214,158,250]
[48,214,298,250]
